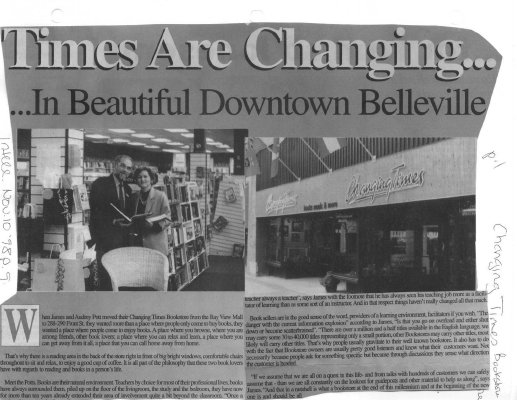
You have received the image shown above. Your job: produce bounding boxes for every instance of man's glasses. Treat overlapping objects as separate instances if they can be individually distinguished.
[118,163,133,171]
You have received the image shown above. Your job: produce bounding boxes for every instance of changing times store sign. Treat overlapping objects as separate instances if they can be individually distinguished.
[345,163,425,205]
[265,192,298,215]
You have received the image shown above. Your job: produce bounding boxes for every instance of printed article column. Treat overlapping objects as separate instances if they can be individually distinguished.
[245,292,490,398]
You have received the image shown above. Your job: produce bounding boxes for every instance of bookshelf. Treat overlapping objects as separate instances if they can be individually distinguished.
[16,148,31,215]
[83,158,115,192]
[165,180,209,290]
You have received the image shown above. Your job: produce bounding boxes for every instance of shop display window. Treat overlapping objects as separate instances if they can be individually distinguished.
[422,225,440,274]
[266,221,282,262]
[290,232,302,242]
[389,230,415,269]
[287,248,307,259]
[291,220,303,232]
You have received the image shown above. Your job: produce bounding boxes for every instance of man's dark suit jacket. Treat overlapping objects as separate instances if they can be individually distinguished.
[89,174,132,253]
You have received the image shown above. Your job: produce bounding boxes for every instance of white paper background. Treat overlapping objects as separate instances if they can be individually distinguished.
[0,1,514,399]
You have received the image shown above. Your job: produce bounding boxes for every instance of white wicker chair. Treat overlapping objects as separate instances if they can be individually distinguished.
[101,247,168,291]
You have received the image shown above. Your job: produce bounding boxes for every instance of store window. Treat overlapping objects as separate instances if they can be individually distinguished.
[266,219,282,262]
[422,225,440,274]
[389,230,415,269]
[339,219,357,255]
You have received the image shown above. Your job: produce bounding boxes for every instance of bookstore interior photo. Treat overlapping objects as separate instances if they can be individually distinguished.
[15,128,247,292]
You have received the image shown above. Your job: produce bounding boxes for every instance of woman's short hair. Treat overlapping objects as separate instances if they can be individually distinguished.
[133,166,158,185]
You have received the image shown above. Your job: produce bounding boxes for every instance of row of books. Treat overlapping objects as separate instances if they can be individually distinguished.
[172,253,208,289]
[169,234,205,267]
[168,219,204,248]
[166,182,201,203]
[184,220,203,242]
[17,149,30,159]
[180,202,200,221]
[84,160,114,170]
[186,237,205,261]
[84,158,152,172]
[168,226,183,248]
[17,176,30,191]
[169,203,200,226]
[165,179,209,290]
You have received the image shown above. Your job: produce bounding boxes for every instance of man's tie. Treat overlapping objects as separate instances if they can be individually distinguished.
[118,183,125,209]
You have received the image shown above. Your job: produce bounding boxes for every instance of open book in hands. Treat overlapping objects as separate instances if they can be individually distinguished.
[110,203,151,223]
[146,214,172,224]
[111,203,171,225]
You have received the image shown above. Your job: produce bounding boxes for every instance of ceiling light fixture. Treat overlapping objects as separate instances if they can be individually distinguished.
[165,129,190,133]
[85,134,110,139]
[109,129,135,133]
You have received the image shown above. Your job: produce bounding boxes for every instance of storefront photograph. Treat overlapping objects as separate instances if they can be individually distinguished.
[15,128,247,292]
[245,137,476,295]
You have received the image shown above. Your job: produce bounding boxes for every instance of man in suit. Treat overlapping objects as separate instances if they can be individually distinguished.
[89,154,134,290]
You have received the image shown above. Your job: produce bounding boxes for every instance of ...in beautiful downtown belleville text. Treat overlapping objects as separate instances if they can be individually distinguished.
[26,87,487,117]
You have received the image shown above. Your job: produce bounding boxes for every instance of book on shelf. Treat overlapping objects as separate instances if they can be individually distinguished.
[179,186,189,202]
[198,253,207,272]
[181,204,192,221]
[186,241,197,261]
[184,223,194,242]
[173,247,186,266]
[191,202,199,218]
[166,226,173,245]
[17,176,30,190]
[172,227,183,247]
[196,236,205,253]
[189,259,199,278]
[166,182,182,203]
[17,148,30,159]
[73,184,90,212]
[176,266,189,287]
[170,205,180,222]
[193,219,202,237]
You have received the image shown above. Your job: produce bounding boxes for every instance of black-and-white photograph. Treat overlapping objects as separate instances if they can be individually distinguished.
[245,137,476,295]
[15,128,247,292]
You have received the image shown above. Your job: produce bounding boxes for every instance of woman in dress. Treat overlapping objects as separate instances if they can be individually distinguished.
[130,167,171,255]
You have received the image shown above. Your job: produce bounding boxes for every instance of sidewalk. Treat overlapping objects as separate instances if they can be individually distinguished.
[245,271,327,296]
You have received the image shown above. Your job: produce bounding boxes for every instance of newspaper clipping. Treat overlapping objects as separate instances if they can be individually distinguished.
[0,19,512,400]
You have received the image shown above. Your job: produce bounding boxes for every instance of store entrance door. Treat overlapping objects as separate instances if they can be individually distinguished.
[308,214,358,276]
